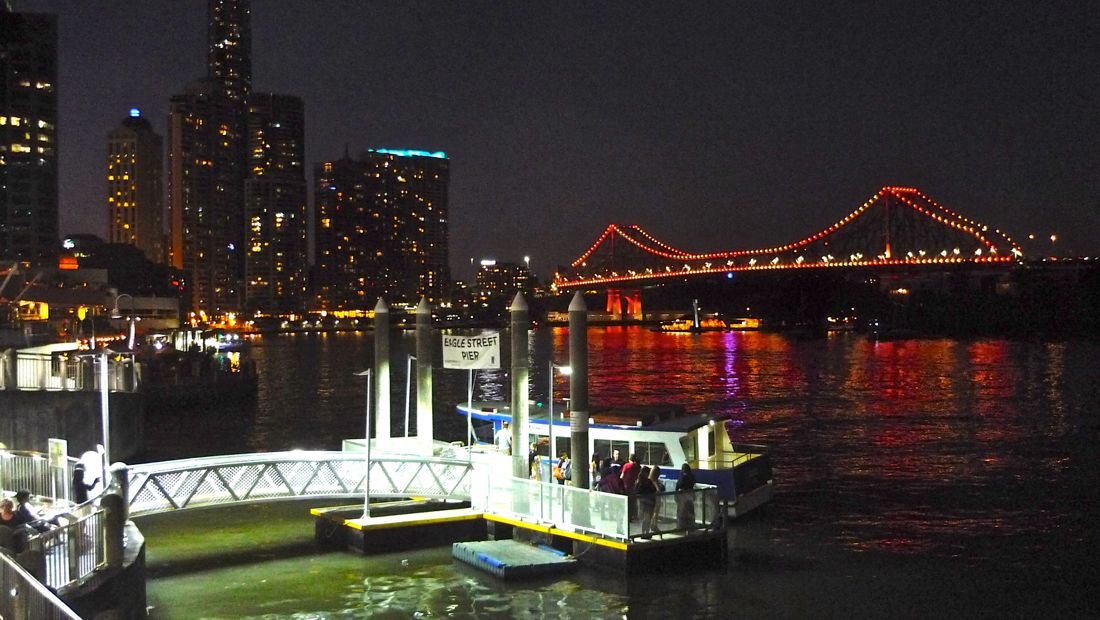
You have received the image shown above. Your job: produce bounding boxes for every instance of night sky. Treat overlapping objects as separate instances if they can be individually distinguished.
[16,1,1100,280]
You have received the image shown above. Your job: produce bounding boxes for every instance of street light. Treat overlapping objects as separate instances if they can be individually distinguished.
[356,367,374,518]
[110,293,136,350]
[548,362,571,519]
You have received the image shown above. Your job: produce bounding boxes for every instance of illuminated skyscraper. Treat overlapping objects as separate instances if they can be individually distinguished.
[107,108,163,263]
[167,0,251,315]
[167,79,245,314]
[208,0,251,105]
[244,93,306,313]
[0,6,58,264]
[314,149,450,309]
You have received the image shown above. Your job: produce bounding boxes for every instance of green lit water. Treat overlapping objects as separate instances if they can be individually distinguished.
[141,501,630,619]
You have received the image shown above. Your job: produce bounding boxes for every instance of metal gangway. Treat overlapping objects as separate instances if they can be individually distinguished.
[125,451,474,516]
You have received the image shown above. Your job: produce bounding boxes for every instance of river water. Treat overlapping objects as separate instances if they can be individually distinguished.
[139,328,1100,618]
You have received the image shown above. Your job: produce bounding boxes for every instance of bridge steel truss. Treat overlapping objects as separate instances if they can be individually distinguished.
[556,186,1024,290]
[126,451,473,516]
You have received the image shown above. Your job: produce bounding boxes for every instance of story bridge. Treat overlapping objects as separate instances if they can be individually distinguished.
[553,186,1023,320]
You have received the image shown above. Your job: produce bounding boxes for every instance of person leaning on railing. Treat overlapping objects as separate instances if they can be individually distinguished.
[675,463,697,530]
[71,463,99,504]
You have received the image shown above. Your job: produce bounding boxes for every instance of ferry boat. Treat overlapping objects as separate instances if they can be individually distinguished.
[457,401,774,518]
[655,298,761,333]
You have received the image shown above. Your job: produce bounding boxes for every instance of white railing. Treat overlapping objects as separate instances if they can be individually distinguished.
[2,352,138,392]
[0,552,82,620]
[27,507,108,591]
[479,476,631,539]
[477,476,723,541]
[126,451,474,516]
[0,451,75,502]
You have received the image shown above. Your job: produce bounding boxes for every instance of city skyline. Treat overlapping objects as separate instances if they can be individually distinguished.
[14,1,1100,279]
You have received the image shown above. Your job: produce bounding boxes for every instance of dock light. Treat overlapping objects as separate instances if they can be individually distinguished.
[354,369,373,520]
[111,293,136,349]
[547,362,572,508]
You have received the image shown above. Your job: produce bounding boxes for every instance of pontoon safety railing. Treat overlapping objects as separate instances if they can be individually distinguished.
[126,451,474,516]
[0,551,82,620]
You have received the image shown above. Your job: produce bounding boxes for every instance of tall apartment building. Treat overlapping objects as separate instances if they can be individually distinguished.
[243,93,306,314]
[166,0,251,315]
[0,6,58,264]
[166,79,245,314]
[313,149,450,309]
[208,0,251,106]
[107,108,163,263]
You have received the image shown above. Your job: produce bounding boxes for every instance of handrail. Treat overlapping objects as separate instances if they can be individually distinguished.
[1,351,138,392]
[26,508,108,592]
[627,488,722,540]
[0,451,80,502]
[127,451,475,516]
[0,552,82,619]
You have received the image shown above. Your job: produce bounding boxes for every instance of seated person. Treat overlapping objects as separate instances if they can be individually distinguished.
[14,490,55,533]
[1,498,28,527]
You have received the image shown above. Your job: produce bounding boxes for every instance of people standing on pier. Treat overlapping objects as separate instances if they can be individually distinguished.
[597,458,620,494]
[648,466,664,533]
[675,463,697,530]
[72,462,99,504]
[528,443,541,480]
[635,466,657,538]
[494,421,511,454]
[620,454,641,493]
[590,452,602,489]
[553,452,571,484]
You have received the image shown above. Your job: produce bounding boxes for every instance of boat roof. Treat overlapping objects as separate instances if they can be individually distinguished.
[457,401,717,434]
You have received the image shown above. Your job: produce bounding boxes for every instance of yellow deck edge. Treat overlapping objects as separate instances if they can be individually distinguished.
[311,507,630,549]
[342,512,484,531]
[483,513,629,550]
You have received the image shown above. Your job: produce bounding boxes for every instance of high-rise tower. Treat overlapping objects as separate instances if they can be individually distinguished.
[314,149,450,309]
[0,6,58,264]
[167,0,251,315]
[208,0,251,105]
[244,93,306,314]
[167,79,245,314]
[107,108,163,263]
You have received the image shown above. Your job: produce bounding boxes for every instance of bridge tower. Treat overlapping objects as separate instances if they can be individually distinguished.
[623,289,643,322]
[605,289,622,320]
[606,289,643,322]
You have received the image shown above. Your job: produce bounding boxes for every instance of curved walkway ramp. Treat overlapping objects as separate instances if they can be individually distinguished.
[126,451,474,516]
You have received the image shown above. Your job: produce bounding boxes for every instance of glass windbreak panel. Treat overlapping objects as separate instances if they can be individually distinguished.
[635,441,672,467]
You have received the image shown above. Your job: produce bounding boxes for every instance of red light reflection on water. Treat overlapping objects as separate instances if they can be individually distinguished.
[545,327,1093,563]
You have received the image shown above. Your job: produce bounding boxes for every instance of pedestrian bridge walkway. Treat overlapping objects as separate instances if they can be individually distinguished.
[126,451,474,516]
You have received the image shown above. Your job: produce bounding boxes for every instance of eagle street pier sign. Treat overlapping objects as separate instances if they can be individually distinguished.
[442,332,501,369]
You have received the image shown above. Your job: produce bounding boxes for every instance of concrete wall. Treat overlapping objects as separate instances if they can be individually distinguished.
[0,391,144,460]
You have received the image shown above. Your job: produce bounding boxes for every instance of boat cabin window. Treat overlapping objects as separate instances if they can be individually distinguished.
[635,441,672,467]
[593,439,629,463]
[680,436,697,464]
[550,436,570,458]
